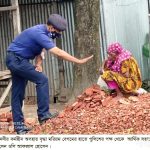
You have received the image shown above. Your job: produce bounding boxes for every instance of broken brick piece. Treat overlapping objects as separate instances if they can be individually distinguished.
[101,96,113,107]
[84,88,93,96]
[84,97,92,101]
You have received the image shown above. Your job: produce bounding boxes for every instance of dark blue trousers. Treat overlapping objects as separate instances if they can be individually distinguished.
[6,52,50,131]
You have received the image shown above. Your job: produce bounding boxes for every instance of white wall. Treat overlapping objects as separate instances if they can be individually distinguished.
[100,0,149,79]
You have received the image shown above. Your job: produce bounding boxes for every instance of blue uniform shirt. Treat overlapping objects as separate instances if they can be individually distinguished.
[7,24,55,59]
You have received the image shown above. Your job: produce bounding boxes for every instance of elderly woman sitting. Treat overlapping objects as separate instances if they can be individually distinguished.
[98,42,145,101]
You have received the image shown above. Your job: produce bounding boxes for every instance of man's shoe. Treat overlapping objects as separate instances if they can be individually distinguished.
[38,112,59,125]
[16,126,32,135]
[24,126,33,131]
[17,130,28,135]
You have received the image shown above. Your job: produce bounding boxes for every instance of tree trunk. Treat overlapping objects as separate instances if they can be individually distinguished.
[73,0,101,97]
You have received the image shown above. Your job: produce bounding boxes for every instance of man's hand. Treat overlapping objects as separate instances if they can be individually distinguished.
[78,55,94,64]
[50,47,93,64]
[35,65,42,72]
[35,52,44,72]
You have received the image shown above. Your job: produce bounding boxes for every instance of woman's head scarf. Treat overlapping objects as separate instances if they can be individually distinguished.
[106,42,132,72]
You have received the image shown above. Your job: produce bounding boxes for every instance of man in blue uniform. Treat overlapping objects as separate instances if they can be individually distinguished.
[6,14,93,134]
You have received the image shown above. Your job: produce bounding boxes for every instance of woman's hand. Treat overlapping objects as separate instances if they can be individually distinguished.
[99,60,106,75]
[99,68,104,75]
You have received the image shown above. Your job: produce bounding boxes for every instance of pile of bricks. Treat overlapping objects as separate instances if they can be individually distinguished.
[0,84,150,134]
[29,85,150,134]
[0,112,14,134]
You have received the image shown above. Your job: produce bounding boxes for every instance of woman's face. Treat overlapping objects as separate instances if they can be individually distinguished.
[107,52,117,60]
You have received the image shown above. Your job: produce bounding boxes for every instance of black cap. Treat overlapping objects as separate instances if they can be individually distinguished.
[47,14,67,31]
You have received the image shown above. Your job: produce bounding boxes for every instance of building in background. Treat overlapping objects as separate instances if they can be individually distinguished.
[0,0,149,103]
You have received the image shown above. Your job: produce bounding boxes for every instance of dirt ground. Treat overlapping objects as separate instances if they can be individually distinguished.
[0,102,66,119]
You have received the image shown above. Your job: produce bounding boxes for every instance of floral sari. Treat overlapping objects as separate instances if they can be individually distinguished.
[101,43,142,93]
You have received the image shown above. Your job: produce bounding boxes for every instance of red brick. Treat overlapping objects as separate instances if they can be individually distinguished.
[101,96,113,107]
[84,88,93,96]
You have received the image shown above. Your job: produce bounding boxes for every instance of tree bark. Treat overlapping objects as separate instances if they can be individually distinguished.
[73,0,101,96]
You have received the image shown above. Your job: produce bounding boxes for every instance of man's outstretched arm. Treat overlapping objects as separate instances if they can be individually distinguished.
[49,47,93,64]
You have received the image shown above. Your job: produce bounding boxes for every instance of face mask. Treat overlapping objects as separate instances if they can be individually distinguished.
[50,31,61,39]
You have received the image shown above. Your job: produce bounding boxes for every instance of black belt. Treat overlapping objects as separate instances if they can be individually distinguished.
[7,51,16,55]
[7,51,28,61]
[7,51,20,58]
